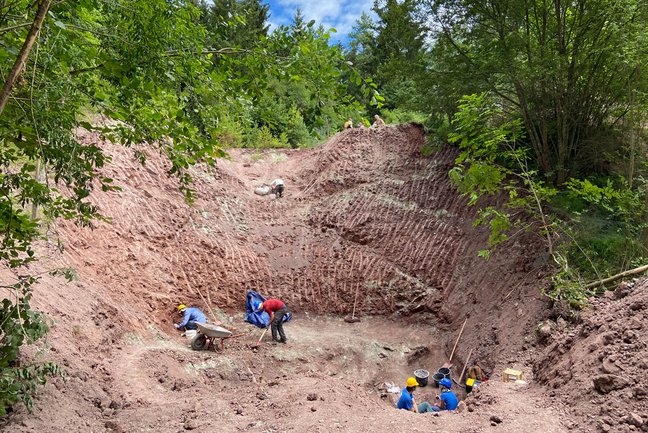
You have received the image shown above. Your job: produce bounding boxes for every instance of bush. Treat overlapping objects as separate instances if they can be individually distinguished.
[244,126,290,149]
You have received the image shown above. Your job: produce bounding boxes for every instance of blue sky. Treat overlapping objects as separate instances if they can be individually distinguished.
[264,0,375,45]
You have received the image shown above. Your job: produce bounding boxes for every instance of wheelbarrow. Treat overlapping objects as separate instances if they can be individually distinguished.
[191,322,244,351]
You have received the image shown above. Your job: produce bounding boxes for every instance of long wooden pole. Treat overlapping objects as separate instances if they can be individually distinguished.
[351,284,360,319]
[448,318,467,363]
[458,348,473,383]
[179,268,221,325]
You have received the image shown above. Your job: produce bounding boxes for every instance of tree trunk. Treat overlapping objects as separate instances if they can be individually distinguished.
[0,0,52,117]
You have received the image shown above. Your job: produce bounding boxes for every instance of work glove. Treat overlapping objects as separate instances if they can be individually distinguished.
[174,324,180,329]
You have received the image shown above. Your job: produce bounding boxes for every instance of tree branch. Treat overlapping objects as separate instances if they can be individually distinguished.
[0,0,52,117]
[0,22,32,34]
[582,263,648,290]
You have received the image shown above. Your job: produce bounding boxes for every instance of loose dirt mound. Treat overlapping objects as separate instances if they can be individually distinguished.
[533,278,648,433]
[1,123,572,432]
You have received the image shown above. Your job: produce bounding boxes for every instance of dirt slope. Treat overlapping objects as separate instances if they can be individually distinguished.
[1,123,575,432]
[534,279,648,433]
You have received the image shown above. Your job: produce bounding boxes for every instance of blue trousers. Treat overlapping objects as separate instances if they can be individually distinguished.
[418,402,441,413]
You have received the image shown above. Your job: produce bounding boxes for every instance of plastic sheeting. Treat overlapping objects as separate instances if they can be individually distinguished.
[254,186,271,196]
[244,290,292,329]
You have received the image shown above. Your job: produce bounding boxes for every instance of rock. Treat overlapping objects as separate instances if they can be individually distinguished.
[537,322,553,340]
[109,400,122,410]
[184,420,199,430]
[614,282,632,299]
[311,406,317,412]
[601,358,620,374]
[102,408,114,417]
[593,375,629,394]
[491,421,498,427]
[625,413,644,427]
[556,317,567,330]
[104,420,124,433]
[307,393,318,401]
[490,415,503,424]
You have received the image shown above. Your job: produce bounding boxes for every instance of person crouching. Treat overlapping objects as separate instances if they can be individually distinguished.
[396,377,437,413]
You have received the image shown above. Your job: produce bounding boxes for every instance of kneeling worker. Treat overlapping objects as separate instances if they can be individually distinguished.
[429,378,459,412]
[270,178,285,198]
[175,304,207,331]
[397,377,437,413]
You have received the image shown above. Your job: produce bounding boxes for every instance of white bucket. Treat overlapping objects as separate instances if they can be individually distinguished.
[184,330,197,340]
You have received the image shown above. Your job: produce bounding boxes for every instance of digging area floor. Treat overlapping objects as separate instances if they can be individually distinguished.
[9,315,566,433]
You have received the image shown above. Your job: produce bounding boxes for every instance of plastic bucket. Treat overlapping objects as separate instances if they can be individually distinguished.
[432,372,444,388]
[414,369,429,387]
[438,367,451,378]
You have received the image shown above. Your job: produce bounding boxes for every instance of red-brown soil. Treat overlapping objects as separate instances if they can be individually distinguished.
[1,123,640,432]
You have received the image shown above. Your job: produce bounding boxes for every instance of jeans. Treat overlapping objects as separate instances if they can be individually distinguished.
[418,402,441,413]
[184,321,199,330]
[271,306,288,342]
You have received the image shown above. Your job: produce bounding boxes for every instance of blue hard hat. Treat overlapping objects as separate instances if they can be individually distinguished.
[439,378,452,389]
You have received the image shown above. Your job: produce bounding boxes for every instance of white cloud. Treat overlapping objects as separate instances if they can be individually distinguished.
[268,0,375,44]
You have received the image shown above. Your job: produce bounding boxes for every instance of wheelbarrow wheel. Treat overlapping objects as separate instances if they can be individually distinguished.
[191,334,208,351]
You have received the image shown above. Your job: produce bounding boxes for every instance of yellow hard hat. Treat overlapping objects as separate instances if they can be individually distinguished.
[177,304,187,311]
[406,377,419,387]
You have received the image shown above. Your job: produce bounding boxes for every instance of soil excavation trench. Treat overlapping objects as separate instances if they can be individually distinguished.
[6,123,631,432]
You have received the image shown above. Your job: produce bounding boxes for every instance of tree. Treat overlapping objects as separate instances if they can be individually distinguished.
[428,0,648,185]
[0,0,218,414]
[372,0,429,111]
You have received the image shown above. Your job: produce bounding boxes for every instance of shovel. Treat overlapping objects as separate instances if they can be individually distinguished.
[252,327,268,348]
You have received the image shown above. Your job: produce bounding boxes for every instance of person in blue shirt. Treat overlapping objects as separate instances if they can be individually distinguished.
[429,378,459,412]
[396,377,436,413]
[174,304,207,330]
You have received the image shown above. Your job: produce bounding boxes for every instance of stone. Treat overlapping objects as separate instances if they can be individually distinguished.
[625,413,644,427]
[537,322,553,340]
[184,420,199,430]
[593,375,629,394]
[104,421,124,433]
[490,415,503,424]
[307,393,318,401]
[601,358,620,374]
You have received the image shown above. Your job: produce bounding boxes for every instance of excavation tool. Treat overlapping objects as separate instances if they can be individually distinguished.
[458,349,473,383]
[344,284,361,323]
[448,318,467,363]
[252,327,268,348]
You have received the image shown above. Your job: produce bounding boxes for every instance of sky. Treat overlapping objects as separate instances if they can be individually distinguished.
[264,0,376,45]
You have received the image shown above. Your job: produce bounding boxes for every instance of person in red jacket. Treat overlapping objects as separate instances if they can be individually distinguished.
[258,298,289,343]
